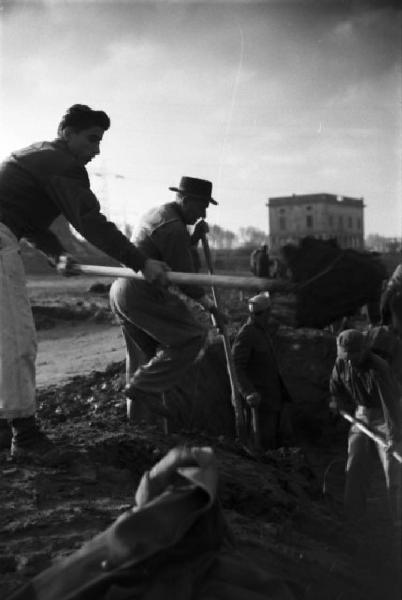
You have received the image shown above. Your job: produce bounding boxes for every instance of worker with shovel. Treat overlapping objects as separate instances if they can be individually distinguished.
[329,329,402,524]
[110,176,226,422]
[232,292,294,450]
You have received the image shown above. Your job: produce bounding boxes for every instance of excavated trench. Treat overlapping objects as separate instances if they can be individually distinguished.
[1,290,401,599]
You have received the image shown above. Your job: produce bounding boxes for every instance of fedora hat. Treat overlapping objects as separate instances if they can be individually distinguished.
[169,176,218,205]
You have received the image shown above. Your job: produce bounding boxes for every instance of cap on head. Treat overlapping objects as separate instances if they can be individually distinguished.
[248,291,271,314]
[169,176,218,205]
[336,329,366,359]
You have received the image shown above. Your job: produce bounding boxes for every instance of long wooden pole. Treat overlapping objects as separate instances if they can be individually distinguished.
[340,410,402,464]
[77,264,291,292]
[199,228,247,443]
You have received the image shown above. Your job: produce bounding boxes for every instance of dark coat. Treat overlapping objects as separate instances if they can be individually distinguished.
[232,318,291,411]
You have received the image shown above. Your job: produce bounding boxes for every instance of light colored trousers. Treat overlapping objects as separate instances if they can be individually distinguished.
[0,223,37,419]
[109,278,207,393]
[345,406,401,523]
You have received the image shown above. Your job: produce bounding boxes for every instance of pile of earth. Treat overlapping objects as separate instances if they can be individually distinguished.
[2,280,399,599]
[2,339,401,599]
[1,361,364,599]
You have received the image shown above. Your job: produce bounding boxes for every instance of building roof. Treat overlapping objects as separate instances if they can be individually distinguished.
[267,193,364,208]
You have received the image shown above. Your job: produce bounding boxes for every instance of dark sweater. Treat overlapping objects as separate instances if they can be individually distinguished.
[0,139,146,270]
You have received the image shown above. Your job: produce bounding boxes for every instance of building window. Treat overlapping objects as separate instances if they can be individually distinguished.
[279,216,286,231]
[306,215,313,228]
[348,216,352,228]
[328,215,333,228]
[357,218,361,230]
[338,215,343,229]
[306,205,312,211]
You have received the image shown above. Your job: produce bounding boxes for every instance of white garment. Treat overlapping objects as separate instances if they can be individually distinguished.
[0,223,37,419]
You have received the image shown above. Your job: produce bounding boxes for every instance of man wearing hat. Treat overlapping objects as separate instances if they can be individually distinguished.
[231,292,293,450]
[110,176,223,420]
[329,329,402,523]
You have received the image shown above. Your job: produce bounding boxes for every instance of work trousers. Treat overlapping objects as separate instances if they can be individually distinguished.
[0,223,37,419]
[109,278,207,394]
[244,401,293,450]
[259,403,293,450]
[344,407,401,523]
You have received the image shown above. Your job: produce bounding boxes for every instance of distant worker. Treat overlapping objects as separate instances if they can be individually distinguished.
[250,243,270,277]
[110,176,226,421]
[329,329,402,524]
[0,104,169,459]
[232,292,293,450]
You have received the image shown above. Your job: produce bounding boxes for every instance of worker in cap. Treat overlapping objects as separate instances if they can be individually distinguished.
[232,291,293,450]
[329,328,402,523]
[336,329,368,364]
[248,291,272,313]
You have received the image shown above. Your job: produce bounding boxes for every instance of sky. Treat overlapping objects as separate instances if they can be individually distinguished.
[0,0,401,238]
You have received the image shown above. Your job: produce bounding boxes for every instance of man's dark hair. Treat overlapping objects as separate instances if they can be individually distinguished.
[57,104,110,135]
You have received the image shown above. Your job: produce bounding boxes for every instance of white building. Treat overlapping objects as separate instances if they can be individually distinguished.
[267,193,365,252]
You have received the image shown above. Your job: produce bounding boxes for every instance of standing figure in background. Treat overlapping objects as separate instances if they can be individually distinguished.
[250,243,270,277]
[0,104,168,459]
[232,292,293,450]
[110,176,225,422]
[329,329,402,524]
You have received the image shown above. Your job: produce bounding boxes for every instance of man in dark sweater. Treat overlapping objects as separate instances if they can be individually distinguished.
[232,292,293,450]
[329,329,402,523]
[0,104,169,458]
[110,176,223,422]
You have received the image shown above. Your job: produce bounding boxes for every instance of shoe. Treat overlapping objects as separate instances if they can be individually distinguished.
[10,416,66,464]
[124,385,172,419]
[0,419,12,450]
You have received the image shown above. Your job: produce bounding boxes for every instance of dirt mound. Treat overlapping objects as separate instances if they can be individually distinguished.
[2,340,400,599]
[0,366,361,599]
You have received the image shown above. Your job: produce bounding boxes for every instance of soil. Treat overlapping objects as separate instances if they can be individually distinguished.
[1,276,401,599]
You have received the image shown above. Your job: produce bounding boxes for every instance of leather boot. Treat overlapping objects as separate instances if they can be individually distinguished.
[10,416,55,460]
[125,384,171,419]
[0,419,12,450]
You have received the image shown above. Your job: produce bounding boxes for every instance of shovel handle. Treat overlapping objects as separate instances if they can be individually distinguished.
[340,410,402,465]
[199,226,247,443]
